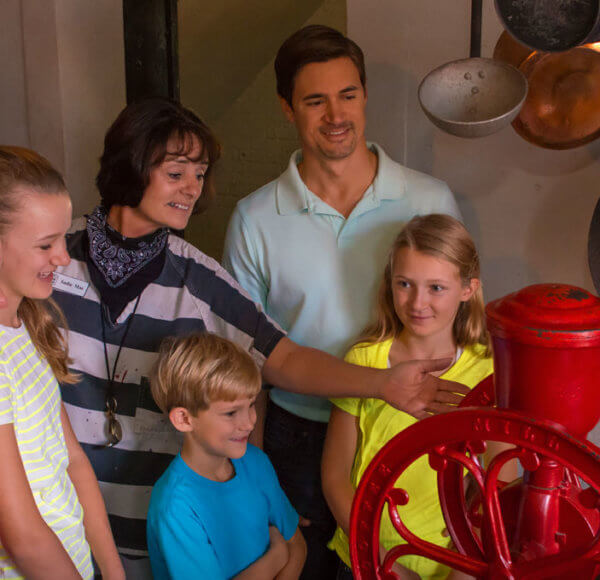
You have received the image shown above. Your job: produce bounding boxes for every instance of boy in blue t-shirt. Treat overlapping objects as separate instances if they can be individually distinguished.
[147,333,306,579]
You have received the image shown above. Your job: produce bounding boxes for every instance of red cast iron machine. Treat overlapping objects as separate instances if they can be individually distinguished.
[350,284,600,579]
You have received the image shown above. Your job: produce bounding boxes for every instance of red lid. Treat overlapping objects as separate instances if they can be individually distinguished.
[486,284,600,346]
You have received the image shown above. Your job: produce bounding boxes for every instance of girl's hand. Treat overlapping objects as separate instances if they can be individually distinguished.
[101,566,126,580]
[378,546,420,579]
[446,570,476,579]
[383,358,469,418]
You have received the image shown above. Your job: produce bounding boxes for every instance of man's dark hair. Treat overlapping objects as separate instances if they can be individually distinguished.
[275,25,366,107]
[96,98,221,213]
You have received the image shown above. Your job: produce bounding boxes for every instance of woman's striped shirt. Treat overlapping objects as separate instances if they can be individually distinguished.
[53,219,285,557]
[0,324,93,580]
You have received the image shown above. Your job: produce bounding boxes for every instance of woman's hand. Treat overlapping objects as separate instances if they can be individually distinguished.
[382,358,470,419]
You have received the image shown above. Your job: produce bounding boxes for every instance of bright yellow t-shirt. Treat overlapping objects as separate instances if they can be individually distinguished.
[329,339,493,579]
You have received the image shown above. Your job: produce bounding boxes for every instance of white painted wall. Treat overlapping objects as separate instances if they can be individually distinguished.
[54,0,126,216]
[0,0,29,147]
[347,0,600,301]
[0,0,126,217]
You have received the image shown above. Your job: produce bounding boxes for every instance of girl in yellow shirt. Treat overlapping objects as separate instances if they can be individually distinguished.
[322,214,493,579]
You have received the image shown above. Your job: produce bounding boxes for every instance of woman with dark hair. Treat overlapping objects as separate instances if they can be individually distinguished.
[52,97,466,578]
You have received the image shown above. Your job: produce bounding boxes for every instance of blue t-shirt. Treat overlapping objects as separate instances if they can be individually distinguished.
[147,445,298,579]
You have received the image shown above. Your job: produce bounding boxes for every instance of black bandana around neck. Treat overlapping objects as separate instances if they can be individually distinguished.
[87,206,169,288]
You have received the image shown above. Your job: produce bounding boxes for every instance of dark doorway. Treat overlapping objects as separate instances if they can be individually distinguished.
[123,0,179,103]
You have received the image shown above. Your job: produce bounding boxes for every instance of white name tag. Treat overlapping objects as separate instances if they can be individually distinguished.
[52,272,89,297]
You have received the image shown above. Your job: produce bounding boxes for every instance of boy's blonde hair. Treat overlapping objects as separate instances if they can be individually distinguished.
[151,333,262,414]
[358,214,491,353]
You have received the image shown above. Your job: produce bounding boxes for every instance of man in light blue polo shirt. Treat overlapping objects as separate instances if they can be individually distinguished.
[223,25,460,579]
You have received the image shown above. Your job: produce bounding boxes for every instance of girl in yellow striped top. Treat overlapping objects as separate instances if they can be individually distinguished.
[0,147,124,580]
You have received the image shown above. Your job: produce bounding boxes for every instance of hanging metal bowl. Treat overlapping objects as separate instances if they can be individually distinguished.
[418,57,528,138]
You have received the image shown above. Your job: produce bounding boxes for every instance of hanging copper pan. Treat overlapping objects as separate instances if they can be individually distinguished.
[493,31,600,149]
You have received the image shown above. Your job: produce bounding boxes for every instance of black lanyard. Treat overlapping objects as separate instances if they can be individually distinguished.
[100,294,141,446]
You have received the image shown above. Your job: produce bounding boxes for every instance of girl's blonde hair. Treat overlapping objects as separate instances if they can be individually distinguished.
[0,146,77,384]
[151,333,261,414]
[358,214,490,353]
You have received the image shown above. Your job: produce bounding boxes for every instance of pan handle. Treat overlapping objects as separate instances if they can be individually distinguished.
[470,0,483,58]
[587,197,600,295]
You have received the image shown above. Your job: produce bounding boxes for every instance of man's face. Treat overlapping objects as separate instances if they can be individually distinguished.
[281,56,367,162]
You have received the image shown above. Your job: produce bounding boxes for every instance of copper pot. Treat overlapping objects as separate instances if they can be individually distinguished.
[494,32,600,149]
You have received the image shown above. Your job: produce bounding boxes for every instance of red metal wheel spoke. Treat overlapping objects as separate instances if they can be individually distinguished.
[432,444,486,491]
[480,447,531,572]
[351,409,600,579]
[380,541,488,578]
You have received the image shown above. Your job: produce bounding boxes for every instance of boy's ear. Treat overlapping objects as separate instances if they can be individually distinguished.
[461,278,480,302]
[168,407,194,433]
[279,96,295,123]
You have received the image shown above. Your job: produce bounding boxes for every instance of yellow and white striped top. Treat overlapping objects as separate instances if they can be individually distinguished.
[0,324,92,580]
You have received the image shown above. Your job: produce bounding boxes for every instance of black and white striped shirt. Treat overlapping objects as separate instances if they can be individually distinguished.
[53,218,285,556]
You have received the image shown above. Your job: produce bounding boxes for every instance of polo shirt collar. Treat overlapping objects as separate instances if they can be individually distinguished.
[275,150,309,215]
[370,143,408,201]
[275,143,408,216]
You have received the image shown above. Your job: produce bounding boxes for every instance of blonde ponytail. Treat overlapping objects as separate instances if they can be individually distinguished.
[18,298,78,384]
